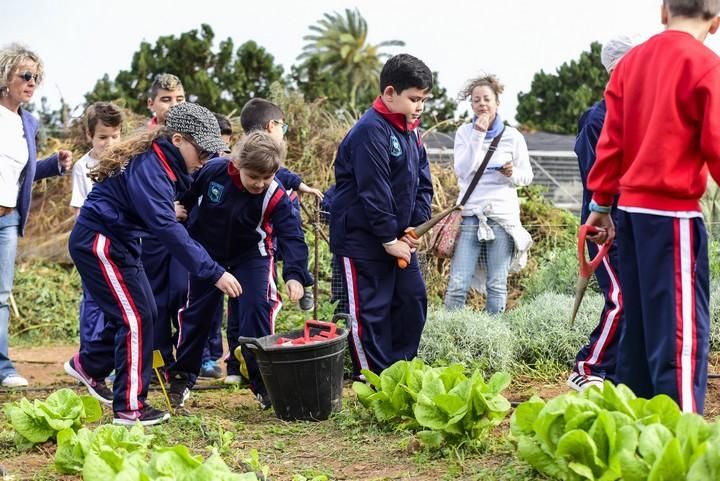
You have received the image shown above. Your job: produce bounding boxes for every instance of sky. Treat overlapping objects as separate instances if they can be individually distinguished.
[5,0,719,124]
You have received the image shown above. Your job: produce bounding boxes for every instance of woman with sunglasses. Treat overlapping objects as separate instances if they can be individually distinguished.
[0,44,72,388]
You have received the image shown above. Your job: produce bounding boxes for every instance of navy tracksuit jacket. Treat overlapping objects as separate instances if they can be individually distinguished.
[330,97,433,377]
[573,100,624,381]
[69,138,224,414]
[198,166,312,367]
[172,159,311,392]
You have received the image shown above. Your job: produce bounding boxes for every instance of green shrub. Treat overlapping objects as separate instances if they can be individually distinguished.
[10,261,81,341]
[522,244,600,299]
[505,292,604,369]
[418,307,516,374]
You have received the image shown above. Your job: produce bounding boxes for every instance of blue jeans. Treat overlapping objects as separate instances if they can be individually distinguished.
[444,216,514,314]
[0,211,20,381]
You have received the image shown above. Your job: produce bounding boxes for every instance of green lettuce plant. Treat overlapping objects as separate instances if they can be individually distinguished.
[353,359,511,448]
[3,388,103,450]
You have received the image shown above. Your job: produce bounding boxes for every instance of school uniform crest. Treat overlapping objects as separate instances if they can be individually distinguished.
[207,182,224,203]
[389,134,402,157]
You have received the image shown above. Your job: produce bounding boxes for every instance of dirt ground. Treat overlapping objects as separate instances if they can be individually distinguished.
[2,344,720,481]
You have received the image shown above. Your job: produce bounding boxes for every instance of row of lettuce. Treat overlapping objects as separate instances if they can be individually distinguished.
[3,389,288,480]
[352,359,720,480]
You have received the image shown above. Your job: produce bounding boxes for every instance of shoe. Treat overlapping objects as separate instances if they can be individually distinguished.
[567,372,604,393]
[168,375,191,409]
[254,391,272,410]
[1,373,28,388]
[298,288,314,311]
[198,360,223,379]
[113,404,170,426]
[64,354,113,405]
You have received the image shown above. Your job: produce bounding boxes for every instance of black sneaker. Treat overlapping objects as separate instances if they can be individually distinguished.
[298,287,314,311]
[255,391,272,410]
[64,354,113,405]
[168,375,191,409]
[113,404,170,426]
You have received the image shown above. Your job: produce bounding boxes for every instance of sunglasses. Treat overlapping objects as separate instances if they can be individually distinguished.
[272,120,289,135]
[17,71,39,83]
[183,135,212,161]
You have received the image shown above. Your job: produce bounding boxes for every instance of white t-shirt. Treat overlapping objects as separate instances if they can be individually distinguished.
[0,105,29,207]
[70,151,97,208]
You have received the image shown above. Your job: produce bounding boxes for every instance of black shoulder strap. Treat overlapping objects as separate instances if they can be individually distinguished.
[459,126,505,207]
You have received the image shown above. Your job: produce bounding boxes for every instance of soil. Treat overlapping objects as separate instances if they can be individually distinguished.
[2,344,719,481]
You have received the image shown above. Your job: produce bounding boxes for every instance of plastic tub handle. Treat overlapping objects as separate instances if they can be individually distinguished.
[237,336,264,352]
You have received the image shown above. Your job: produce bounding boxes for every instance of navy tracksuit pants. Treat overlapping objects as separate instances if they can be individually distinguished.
[171,256,280,393]
[78,282,106,363]
[69,224,154,414]
[141,236,188,366]
[572,234,623,381]
[615,211,709,414]
[338,254,427,377]
[201,301,224,363]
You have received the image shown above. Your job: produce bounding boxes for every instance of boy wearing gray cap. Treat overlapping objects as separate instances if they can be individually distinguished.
[64,102,241,425]
[567,36,634,393]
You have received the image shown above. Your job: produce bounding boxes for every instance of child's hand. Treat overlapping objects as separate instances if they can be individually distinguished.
[299,183,324,200]
[400,230,420,250]
[216,272,242,298]
[285,279,304,302]
[174,201,188,222]
[384,241,411,264]
[498,162,513,177]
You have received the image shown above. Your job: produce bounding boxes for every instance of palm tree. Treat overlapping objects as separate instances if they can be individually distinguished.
[298,9,404,111]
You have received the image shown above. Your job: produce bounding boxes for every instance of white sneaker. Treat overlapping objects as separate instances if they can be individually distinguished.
[1,374,29,388]
[567,372,604,393]
[224,375,243,385]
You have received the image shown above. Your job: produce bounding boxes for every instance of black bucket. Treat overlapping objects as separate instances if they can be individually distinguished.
[237,321,348,421]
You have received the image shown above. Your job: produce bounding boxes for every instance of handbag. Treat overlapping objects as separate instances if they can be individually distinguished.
[430,127,505,258]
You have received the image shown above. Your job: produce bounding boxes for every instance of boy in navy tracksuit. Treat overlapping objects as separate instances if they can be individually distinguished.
[168,131,310,409]
[567,37,634,393]
[587,1,720,414]
[64,103,241,425]
[330,54,434,378]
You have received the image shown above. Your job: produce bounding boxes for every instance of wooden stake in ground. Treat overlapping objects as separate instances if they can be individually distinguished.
[9,293,19,318]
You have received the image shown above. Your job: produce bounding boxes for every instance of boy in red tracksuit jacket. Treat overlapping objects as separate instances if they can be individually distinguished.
[330,54,434,379]
[586,0,720,414]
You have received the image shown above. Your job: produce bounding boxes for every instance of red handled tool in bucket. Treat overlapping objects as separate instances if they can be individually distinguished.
[570,225,613,326]
[274,320,339,346]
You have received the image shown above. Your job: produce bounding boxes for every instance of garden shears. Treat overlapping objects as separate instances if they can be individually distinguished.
[570,225,613,326]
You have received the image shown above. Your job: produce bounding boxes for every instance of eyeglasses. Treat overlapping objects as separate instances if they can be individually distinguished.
[272,120,289,135]
[17,71,39,83]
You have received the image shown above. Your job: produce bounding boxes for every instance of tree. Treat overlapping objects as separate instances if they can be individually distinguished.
[295,9,404,112]
[85,24,284,115]
[422,72,468,133]
[516,42,608,134]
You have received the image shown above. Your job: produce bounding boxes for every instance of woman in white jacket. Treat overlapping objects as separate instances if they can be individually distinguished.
[444,74,533,313]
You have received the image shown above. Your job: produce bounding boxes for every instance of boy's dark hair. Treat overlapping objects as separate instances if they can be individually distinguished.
[380,54,433,94]
[214,113,233,136]
[664,0,720,19]
[85,102,123,137]
[149,73,183,99]
[240,98,284,133]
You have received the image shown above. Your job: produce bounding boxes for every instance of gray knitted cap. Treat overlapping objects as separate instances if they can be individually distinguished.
[166,103,230,153]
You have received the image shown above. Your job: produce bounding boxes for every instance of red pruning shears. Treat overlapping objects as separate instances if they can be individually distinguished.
[570,225,613,326]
